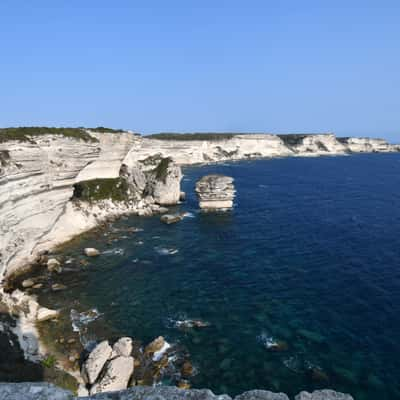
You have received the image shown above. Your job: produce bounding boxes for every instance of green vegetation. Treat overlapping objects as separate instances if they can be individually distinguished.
[0,127,98,143]
[41,354,56,369]
[147,132,239,141]
[152,157,172,183]
[73,178,129,202]
[87,126,126,133]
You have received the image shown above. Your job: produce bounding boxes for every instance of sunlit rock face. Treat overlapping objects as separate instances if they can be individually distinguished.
[1,130,398,277]
[196,175,235,210]
[0,134,100,279]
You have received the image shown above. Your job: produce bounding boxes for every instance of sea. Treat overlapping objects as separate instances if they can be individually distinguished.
[21,154,400,399]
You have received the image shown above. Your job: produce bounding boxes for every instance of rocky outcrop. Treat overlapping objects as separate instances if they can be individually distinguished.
[295,390,354,400]
[0,130,182,279]
[196,175,235,210]
[82,341,113,385]
[0,383,354,400]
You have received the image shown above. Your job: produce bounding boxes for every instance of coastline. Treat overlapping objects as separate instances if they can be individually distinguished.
[1,130,399,398]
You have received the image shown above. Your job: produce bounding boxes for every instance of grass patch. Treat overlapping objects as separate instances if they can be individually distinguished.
[147,132,239,141]
[87,126,126,133]
[41,354,57,369]
[152,157,172,183]
[73,178,129,202]
[0,127,98,143]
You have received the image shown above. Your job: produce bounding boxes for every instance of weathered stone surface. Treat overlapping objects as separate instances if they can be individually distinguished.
[196,175,235,210]
[84,248,100,257]
[90,356,134,394]
[112,337,133,357]
[37,307,59,322]
[294,390,354,400]
[236,390,290,400]
[0,383,355,400]
[82,340,113,384]
[0,383,73,400]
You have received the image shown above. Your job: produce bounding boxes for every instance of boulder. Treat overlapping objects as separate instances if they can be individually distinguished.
[81,340,112,385]
[84,248,100,257]
[37,307,59,322]
[22,279,35,288]
[160,214,183,224]
[47,258,62,273]
[89,355,134,394]
[195,175,235,210]
[112,337,133,357]
[51,283,67,291]
[294,390,354,400]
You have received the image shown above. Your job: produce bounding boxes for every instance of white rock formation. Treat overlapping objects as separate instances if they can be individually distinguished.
[112,337,133,357]
[84,248,100,257]
[196,175,235,210]
[81,340,113,385]
[89,355,134,395]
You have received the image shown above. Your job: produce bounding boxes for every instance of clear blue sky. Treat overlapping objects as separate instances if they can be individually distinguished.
[1,1,399,141]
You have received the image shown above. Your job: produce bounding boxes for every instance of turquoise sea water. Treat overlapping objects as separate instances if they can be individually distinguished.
[43,154,400,399]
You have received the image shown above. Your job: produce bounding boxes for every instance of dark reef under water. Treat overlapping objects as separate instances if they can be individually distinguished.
[23,154,400,399]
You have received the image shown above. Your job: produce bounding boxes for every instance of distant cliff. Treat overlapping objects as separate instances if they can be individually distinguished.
[0,129,398,278]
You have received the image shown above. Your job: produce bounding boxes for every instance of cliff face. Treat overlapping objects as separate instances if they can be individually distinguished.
[0,135,100,279]
[133,133,398,164]
[0,130,398,278]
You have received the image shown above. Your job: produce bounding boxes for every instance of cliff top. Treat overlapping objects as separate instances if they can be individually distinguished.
[0,127,136,144]
[146,133,335,141]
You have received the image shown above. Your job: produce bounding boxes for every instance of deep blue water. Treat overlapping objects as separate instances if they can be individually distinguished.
[47,154,400,399]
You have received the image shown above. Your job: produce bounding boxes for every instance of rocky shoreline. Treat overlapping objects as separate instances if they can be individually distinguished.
[1,128,396,398]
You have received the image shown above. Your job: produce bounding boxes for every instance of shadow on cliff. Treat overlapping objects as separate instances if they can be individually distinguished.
[0,311,44,381]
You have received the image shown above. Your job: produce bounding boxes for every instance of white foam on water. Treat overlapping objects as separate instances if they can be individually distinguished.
[102,248,125,256]
[257,332,279,349]
[70,308,101,333]
[152,341,171,362]
[155,247,179,256]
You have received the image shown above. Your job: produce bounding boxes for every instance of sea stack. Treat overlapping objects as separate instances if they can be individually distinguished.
[195,175,235,210]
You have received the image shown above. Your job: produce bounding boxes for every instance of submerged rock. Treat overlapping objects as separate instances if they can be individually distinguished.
[82,340,112,385]
[160,213,183,224]
[195,175,235,210]
[84,248,100,257]
[90,355,134,394]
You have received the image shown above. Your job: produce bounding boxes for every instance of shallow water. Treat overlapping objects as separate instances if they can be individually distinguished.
[41,154,400,399]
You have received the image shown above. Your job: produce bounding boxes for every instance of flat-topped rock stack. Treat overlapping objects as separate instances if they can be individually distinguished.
[195,175,235,210]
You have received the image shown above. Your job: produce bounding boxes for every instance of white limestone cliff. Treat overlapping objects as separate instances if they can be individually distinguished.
[0,130,398,279]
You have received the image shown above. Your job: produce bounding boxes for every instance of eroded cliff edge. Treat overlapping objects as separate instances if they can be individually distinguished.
[0,129,398,280]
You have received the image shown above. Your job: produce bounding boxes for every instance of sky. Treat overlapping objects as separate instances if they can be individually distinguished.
[0,1,399,141]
